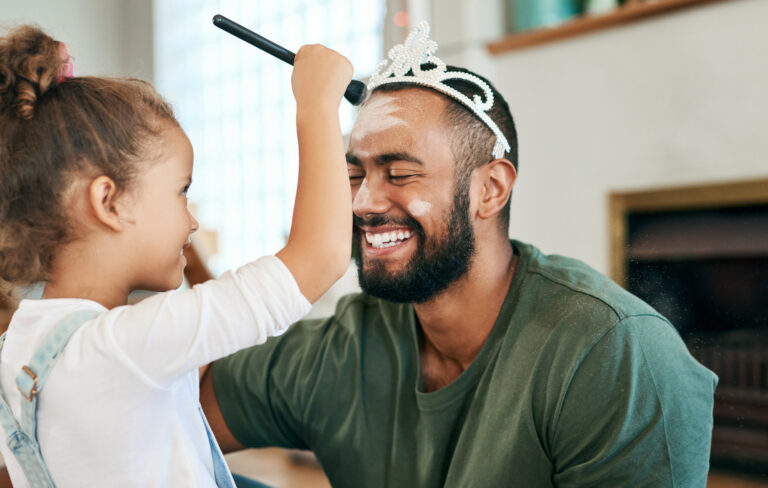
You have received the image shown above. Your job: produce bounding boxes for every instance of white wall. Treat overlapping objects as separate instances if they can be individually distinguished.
[417,0,768,274]
[0,0,154,81]
[4,0,765,275]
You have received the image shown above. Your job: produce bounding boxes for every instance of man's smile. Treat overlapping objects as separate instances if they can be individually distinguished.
[364,228,414,249]
[358,225,417,258]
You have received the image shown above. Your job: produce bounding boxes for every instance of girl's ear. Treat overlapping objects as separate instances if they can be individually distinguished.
[88,176,124,232]
[475,158,517,221]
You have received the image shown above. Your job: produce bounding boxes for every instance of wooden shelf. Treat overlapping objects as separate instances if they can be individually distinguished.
[487,0,733,55]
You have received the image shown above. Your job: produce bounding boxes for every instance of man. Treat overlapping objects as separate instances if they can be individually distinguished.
[201,23,716,487]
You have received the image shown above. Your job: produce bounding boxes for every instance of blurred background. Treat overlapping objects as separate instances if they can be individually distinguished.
[1,0,767,486]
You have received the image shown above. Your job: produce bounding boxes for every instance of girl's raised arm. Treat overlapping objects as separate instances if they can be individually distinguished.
[276,45,354,302]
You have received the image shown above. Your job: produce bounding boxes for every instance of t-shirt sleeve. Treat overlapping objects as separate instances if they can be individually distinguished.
[550,315,718,488]
[210,316,331,450]
[86,255,311,387]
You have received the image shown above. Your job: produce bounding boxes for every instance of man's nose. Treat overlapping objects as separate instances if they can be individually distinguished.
[352,177,390,218]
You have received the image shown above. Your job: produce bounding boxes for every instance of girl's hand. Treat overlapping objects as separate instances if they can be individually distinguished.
[291,44,353,111]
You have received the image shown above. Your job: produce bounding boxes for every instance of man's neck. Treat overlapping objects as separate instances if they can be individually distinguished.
[414,239,517,392]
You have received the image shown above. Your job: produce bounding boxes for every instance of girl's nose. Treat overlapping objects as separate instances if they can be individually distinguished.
[189,212,199,234]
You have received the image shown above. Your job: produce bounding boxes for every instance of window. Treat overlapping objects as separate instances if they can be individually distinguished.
[155,0,385,275]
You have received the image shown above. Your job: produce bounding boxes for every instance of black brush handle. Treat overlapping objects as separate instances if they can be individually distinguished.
[213,14,367,105]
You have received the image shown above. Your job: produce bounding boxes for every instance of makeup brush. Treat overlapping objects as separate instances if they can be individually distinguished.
[212,14,368,105]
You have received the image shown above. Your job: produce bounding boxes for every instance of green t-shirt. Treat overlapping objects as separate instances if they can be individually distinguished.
[212,240,717,487]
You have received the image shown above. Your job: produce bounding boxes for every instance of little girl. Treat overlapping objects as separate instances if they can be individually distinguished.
[0,26,353,487]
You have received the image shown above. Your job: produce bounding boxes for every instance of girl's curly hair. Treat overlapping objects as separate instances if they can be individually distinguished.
[0,25,178,288]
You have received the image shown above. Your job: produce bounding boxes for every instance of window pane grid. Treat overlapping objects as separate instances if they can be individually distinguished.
[155,1,384,275]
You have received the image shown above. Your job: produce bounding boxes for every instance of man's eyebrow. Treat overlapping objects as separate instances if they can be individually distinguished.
[345,152,425,166]
[346,154,362,166]
[374,152,423,166]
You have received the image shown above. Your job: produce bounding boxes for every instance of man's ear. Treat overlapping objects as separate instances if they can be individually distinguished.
[88,176,124,232]
[475,158,517,221]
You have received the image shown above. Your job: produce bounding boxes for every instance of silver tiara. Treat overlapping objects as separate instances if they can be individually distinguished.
[367,21,511,159]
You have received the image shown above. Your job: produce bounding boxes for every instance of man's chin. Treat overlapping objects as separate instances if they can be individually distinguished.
[360,256,410,277]
[357,253,434,303]
[355,233,475,304]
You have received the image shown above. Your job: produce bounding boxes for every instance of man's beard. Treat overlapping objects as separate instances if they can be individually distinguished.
[353,184,476,304]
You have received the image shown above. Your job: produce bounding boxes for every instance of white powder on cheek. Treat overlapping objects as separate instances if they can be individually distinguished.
[350,95,409,143]
[408,199,432,217]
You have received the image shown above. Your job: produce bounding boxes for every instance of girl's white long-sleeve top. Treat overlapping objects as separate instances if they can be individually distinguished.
[0,255,311,487]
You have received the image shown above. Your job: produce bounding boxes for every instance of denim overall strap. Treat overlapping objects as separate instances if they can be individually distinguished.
[16,310,101,437]
[198,404,237,488]
[0,339,56,487]
[0,309,100,487]
[0,333,58,487]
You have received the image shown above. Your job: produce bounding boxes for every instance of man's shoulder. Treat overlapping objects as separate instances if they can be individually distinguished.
[294,292,408,337]
[215,292,407,383]
[331,291,392,313]
[510,240,678,362]
[510,242,714,407]
[329,292,404,319]
[517,240,660,323]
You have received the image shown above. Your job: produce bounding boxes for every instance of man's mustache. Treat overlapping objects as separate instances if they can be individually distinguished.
[353,214,424,234]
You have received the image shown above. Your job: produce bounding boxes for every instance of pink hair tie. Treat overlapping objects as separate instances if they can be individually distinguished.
[57,42,74,81]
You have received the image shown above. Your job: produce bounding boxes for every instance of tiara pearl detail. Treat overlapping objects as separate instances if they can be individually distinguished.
[367,21,511,159]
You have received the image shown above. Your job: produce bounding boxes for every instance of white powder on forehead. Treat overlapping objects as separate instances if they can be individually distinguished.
[408,199,432,217]
[350,95,408,143]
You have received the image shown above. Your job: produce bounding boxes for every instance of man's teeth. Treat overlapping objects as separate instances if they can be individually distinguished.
[365,230,413,249]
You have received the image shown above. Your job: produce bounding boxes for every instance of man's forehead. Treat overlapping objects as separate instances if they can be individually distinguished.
[349,94,409,143]
[348,89,447,154]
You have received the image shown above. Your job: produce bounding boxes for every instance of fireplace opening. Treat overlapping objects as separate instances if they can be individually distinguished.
[627,205,768,338]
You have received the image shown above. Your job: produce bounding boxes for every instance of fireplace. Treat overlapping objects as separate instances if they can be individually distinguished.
[609,178,768,471]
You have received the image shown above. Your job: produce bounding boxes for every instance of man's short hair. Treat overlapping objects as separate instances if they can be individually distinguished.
[371,65,518,233]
